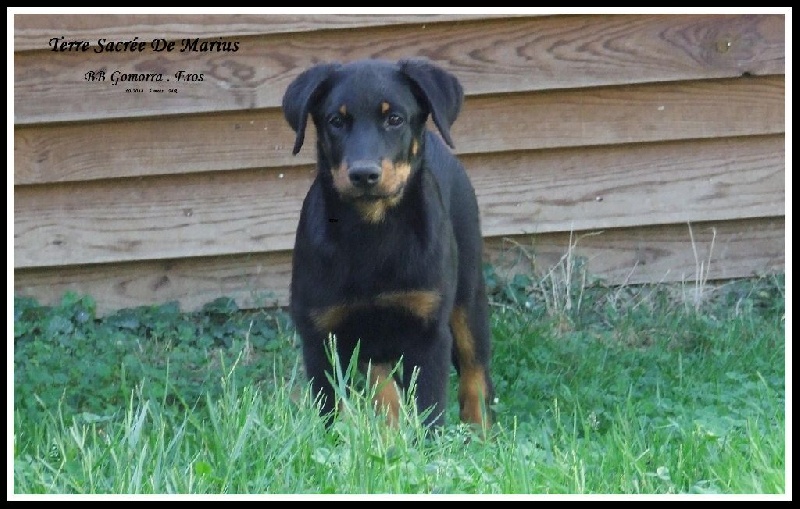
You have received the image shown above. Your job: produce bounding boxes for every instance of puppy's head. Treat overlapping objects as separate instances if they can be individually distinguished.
[282,59,463,222]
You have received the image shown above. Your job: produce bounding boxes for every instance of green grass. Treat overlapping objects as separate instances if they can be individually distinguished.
[11,269,786,496]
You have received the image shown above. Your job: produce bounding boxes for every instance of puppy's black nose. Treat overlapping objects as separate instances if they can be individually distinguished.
[348,164,382,188]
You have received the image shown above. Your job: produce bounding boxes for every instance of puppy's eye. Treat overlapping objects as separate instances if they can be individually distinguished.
[385,114,404,128]
[328,114,345,129]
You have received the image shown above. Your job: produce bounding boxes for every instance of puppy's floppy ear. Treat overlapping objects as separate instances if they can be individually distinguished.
[399,59,464,149]
[282,62,340,155]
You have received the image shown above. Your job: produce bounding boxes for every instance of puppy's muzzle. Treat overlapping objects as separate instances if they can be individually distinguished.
[348,161,382,189]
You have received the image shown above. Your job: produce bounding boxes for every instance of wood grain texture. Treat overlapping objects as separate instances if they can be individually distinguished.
[14,217,785,316]
[14,251,293,315]
[14,134,785,269]
[14,75,785,185]
[14,165,315,269]
[14,14,784,124]
[14,14,509,52]
[485,217,785,286]
[471,134,785,236]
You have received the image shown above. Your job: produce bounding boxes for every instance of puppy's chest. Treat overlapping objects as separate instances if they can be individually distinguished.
[328,224,453,295]
[308,226,456,335]
[309,287,445,340]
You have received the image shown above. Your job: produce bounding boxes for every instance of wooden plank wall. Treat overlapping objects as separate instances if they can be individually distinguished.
[13,14,786,315]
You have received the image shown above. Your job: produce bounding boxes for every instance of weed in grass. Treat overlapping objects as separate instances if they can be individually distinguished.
[685,222,717,313]
[13,292,296,425]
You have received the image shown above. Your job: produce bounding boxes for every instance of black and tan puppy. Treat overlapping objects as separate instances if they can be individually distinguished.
[283,59,493,429]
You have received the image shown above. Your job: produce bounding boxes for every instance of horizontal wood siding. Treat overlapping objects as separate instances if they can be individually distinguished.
[13,14,516,52]
[14,134,784,269]
[14,218,784,316]
[13,13,786,314]
[15,15,783,124]
[15,75,785,185]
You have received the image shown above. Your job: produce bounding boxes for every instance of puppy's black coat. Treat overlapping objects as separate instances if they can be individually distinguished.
[283,59,493,428]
